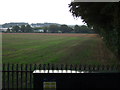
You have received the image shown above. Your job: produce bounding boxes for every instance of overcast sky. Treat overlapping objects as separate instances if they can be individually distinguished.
[0,0,86,25]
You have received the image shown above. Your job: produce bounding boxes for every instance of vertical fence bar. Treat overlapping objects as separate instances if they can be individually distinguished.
[56,64,59,71]
[80,64,83,71]
[88,65,91,72]
[94,65,97,71]
[65,64,67,71]
[70,64,73,73]
[117,65,120,71]
[32,64,34,89]
[102,65,105,71]
[79,64,82,71]
[61,64,63,70]
[92,65,95,71]
[26,64,28,89]
[12,64,14,89]
[34,64,37,70]
[2,64,5,89]
[115,65,118,71]
[60,64,63,73]
[39,64,41,70]
[30,64,32,89]
[75,64,77,73]
[96,65,100,72]
[21,64,23,89]
[43,64,46,71]
[83,64,86,71]
[110,65,114,71]
[47,63,50,72]
[51,64,54,73]
[51,64,53,70]
[107,65,110,71]
[47,64,50,73]
[7,63,9,89]
[16,64,18,89]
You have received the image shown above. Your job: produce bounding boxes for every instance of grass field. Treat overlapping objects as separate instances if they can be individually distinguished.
[2,33,119,65]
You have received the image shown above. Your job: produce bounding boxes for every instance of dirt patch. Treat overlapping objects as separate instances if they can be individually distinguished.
[2,33,98,37]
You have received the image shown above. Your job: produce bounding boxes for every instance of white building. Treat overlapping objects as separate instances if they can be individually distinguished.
[0,28,8,32]
[34,29,44,32]
[0,25,12,32]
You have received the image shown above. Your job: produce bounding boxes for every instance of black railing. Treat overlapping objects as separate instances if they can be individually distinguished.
[2,63,120,89]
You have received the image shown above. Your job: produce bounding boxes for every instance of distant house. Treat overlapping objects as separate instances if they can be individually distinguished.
[0,28,8,32]
[0,25,2,28]
[34,29,44,33]
[38,29,44,32]
[0,24,12,32]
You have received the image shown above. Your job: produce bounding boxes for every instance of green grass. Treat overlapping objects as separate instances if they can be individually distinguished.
[2,33,119,65]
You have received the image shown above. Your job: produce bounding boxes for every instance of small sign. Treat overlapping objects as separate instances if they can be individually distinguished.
[43,82,56,90]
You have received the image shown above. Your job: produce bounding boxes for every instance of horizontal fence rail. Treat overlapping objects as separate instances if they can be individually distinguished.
[2,63,120,89]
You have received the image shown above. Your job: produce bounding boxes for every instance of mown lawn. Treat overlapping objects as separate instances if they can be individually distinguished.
[2,33,119,65]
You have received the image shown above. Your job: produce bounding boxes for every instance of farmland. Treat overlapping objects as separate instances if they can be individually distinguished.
[2,33,119,65]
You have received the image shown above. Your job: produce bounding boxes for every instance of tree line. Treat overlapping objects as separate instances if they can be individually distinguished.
[47,24,94,33]
[6,25,33,33]
[6,24,95,33]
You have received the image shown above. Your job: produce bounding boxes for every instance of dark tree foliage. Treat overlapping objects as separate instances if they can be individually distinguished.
[6,28,11,32]
[74,25,93,33]
[48,25,59,33]
[74,25,80,33]
[11,25,33,33]
[60,25,72,33]
[69,2,120,60]
[25,25,33,32]
[43,27,48,33]
[21,25,26,32]
[12,26,20,32]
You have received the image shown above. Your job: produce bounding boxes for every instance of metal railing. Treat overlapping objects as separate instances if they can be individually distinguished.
[2,63,120,89]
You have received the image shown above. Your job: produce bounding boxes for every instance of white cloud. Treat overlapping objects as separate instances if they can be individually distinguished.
[0,0,85,25]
